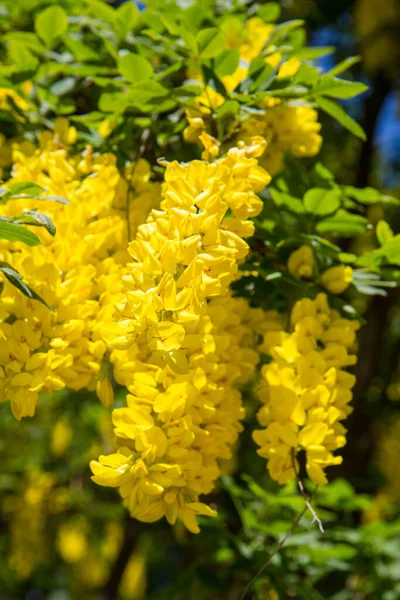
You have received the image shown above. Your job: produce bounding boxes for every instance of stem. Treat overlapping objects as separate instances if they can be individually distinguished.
[292,451,324,535]
[239,478,320,600]
[239,502,310,600]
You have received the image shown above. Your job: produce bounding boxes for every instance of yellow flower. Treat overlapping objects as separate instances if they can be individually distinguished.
[288,245,314,279]
[96,375,115,407]
[320,265,353,294]
[253,294,359,486]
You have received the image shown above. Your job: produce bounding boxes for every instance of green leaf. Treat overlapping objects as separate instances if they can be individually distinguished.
[64,36,99,62]
[114,1,138,41]
[376,220,394,246]
[216,100,239,118]
[313,163,335,181]
[179,28,198,55]
[316,209,368,237]
[0,261,53,310]
[214,49,240,78]
[303,188,341,217]
[2,211,56,237]
[4,32,45,54]
[197,28,225,59]
[328,56,361,77]
[118,53,154,83]
[342,185,400,205]
[99,90,128,113]
[35,6,68,48]
[0,223,41,246]
[257,3,281,22]
[246,59,275,93]
[264,19,304,47]
[380,236,400,266]
[270,189,304,215]
[296,47,335,60]
[293,63,319,86]
[312,75,368,99]
[7,40,38,71]
[87,0,116,24]
[126,81,170,112]
[1,182,46,201]
[315,96,367,140]
[161,15,181,36]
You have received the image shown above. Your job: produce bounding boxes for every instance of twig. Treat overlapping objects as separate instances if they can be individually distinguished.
[239,501,310,600]
[292,450,324,535]
[296,478,324,535]
[239,458,325,600]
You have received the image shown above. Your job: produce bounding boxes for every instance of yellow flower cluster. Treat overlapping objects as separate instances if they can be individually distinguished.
[184,17,321,175]
[90,148,272,532]
[254,294,359,485]
[0,119,159,419]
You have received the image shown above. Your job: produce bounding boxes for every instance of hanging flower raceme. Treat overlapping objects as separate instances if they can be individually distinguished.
[90,148,272,533]
[0,120,160,418]
[101,147,270,375]
[253,293,359,486]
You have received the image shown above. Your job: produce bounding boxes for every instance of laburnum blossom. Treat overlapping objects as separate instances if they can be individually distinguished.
[100,147,270,375]
[90,148,273,533]
[91,295,272,533]
[0,119,159,418]
[253,294,359,486]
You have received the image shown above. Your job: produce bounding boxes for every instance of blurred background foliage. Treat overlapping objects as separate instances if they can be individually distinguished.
[0,0,400,599]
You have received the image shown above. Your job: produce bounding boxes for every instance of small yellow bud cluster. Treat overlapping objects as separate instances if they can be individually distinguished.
[288,246,353,295]
[254,294,359,486]
[184,17,321,176]
[320,265,353,295]
[238,99,322,176]
[288,244,315,279]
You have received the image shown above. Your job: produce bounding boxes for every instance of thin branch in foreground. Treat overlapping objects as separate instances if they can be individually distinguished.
[240,457,325,600]
[292,451,325,535]
[296,478,324,535]
[239,501,309,600]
